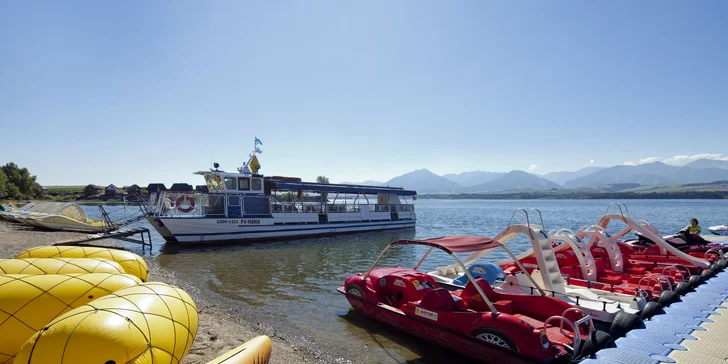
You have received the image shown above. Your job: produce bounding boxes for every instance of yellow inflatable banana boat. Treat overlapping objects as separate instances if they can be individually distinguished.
[0,273,141,363]
[15,282,198,364]
[0,258,125,275]
[15,245,148,282]
[205,336,273,364]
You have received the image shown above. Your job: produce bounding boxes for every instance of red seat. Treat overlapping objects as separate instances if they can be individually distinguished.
[461,278,498,311]
[600,274,624,285]
[420,288,456,312]
[493,300,515,313]
[462,278,574,322]
[625,267,646,275]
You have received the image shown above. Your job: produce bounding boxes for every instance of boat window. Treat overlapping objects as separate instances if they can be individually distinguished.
[238,177,250,190]
[251,178,262,191]
[205,174,225,190]
[224,177,236,190]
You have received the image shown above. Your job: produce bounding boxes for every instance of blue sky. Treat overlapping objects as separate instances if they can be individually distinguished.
[1,1,726,186]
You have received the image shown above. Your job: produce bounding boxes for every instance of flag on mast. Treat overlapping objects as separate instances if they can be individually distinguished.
[255,137,263,146]
[255,147,262,154]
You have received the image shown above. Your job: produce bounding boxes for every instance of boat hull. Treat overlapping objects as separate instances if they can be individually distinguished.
[152,217,416,243]
[34,217,106,233]
[708,225,728,235]
[339,288,553,364]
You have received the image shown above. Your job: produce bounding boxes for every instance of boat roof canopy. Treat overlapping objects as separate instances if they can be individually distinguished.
[267,180,417,196]
[391,236,500,254]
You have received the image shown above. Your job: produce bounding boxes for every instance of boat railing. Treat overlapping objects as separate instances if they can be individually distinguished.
[370,204,415,212]
[148,193,158,211]
[394,204,415,212]
[327,204,360,213]
[604,202,630,220]
[372,204,390,212]
[507,208,546,240]
[272,202,320,214]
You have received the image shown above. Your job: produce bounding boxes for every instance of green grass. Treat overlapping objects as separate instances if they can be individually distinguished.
[44,185,86,194]
[621,183,728,193]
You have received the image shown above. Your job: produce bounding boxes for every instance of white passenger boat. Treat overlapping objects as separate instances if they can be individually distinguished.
[146,149,416,244]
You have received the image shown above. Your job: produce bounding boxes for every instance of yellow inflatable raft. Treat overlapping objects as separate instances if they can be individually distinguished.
[0,258,125,275]
[15,245,148,282]
[205,336,273,364]
[0,273,141,363]
[15,282,198,364]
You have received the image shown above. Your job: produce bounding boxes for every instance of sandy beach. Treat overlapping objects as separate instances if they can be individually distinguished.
[0,219,324,364]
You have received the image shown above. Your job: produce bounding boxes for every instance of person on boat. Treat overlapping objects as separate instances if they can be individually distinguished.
[688,218,701,235]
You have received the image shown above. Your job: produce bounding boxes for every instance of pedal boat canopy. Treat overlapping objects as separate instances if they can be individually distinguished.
[389,236,501,253]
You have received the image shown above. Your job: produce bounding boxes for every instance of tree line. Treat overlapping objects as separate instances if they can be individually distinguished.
[0,163,44,200]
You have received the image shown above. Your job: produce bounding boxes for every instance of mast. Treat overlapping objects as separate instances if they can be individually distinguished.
[246,137,263,174]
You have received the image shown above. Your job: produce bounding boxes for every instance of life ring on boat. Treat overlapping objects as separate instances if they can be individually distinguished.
[176,195,195,213]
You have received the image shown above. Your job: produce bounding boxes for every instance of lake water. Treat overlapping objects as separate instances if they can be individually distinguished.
[82,199,728,363]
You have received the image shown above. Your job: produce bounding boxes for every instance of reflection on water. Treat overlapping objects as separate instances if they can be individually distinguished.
[81,199,728,363]
[158,229,417,309]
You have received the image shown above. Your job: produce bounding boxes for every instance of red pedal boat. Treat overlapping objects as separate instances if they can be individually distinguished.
[339,236,609,363]
[589,203,720,277]
[509,225,687,303]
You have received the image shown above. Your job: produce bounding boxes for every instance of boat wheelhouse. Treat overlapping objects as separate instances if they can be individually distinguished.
[147,159,416,244]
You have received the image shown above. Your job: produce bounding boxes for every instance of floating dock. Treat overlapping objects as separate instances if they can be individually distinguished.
[582,268,728,364]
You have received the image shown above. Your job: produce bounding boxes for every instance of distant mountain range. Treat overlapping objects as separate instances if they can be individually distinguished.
[684,159,728,169]
[541,167,604,185]
[442,171,505,187]
[386,169,461,193]
[337,158,728,194]
[563,162,728,188]
[468,171,560,192]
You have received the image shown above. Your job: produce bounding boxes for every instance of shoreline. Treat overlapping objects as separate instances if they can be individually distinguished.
[0,220,324,364]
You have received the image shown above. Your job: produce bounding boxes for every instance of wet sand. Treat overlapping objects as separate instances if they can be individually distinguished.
[0,219,322,364]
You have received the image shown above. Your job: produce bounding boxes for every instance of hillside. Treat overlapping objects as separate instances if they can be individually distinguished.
[442,171,505,187]
[564,162,728,188]
[684,159,728,170]
[541,167,603,185]
[385,169,462,193]
[468,170,561,192]
[419,181,728,200]
[362,158,728,194]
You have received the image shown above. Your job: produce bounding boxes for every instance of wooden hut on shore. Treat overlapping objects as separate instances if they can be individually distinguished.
[170,183,193,192]
[84,184,102,196]
[146,183,167,196]
[105,184,120,197]
[126,184,142,195]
